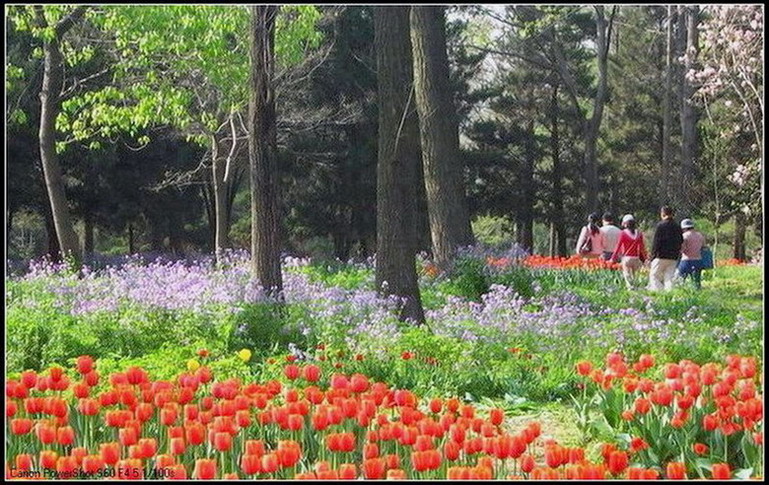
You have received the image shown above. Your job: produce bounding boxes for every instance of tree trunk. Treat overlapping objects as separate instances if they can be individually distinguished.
[83,213,94,256]
[583,6,613,213]
[679,5,700,216]
[517,120,535,252]
[35,6,88,267]
[733,211,746,261]
[373,6,426,325]
[548,222,556,258]
[414,152,432,254]
[332,229,351,261]
[550,85,567,257]
[127,222,135,254]
[201,182,216,250]
[211,136,230,263]
[248,5,283,296]
[410,6,473,268]
[661,5,674,206]
[44,207,61,262]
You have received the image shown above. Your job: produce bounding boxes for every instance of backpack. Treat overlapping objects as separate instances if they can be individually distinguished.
[579,227,593,254]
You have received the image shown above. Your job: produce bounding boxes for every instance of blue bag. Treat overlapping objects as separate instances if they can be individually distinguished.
[700,247,714,270]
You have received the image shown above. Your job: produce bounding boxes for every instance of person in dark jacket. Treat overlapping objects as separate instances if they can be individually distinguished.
[648,206,683,291]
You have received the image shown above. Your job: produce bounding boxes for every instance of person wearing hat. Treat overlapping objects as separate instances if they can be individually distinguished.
[611,214,648,290]
[678,218,705,289]
[649,206,683,291]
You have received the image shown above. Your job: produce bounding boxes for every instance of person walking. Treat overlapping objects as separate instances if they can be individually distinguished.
[575,213,605,259]
[600,212,622,262]
[648,206,683,291]
[611,214,647,289]
[678,218,705,289]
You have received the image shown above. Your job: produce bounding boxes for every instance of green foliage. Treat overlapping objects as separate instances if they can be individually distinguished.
[57,5,323,149]
[443,256,490,301]
[227,302,307,355]
[471,215,514,246]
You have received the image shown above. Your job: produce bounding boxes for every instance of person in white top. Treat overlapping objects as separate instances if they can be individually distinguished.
[575,212,605,259]
[599,212,622,262]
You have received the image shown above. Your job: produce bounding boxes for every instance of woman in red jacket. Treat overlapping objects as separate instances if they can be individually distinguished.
[611,214,648,290]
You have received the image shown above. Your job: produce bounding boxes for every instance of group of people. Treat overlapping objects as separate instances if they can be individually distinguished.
[575,206,707,291]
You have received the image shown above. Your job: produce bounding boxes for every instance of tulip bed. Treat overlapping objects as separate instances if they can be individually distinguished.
[6,351,762,480]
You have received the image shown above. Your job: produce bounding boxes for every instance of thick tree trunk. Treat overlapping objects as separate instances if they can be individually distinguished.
[679,5,700,216]
[373,7,426,325]
[733,211,746,261]
[44,207,61,262]
[410,6,473,268]
[35,6,87,266]
[414,153,432,254]
[211,136,230,263]
[550,85,567,257]
[583,6,613,213]
[517,121,535,252]
[248,5,283,296]
[661,5,674,206]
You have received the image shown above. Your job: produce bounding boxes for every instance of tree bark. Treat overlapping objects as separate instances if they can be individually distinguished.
[661,5,675,206]
[583,6,614,213]
[733,211,746,261]
[127,222,135,254]
[44,206,61,262]
[373,7,426,325]
[549,85,567,257]
[201,182,216,250]
[410,6,473,268]
[83,212,94,256]
[679,5,700,216]
[34,6,87,266]
[210,136,230,263]
[248,5,283,296]
[517,120,535,252]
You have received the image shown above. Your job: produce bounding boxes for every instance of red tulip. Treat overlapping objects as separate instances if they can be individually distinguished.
[489,407,504,426]
[711,463,730,480]
[387,469,407,480]
[10,418,33,435]
[194,459,217,479]
[214,432,232,452]
[76,355,94,374]
[362,457,386,479]
[576,361,593,376]
[36,422,56,444]
[301,365,320,382]
[15,454,33,472]
[608,450,629,475]
[520,454,535,473]
[82,455,105,474]
[260,453,279,474]
[57,425,75,446]
[40,450,59,469]
[666,462,686,479]
[240,454,261,475]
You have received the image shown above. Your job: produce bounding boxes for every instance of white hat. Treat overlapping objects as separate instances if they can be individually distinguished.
[622,214,635,224]
[681,218,694,229]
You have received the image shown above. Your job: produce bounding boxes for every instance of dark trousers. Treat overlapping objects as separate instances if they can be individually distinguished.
[678,259,702,289]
